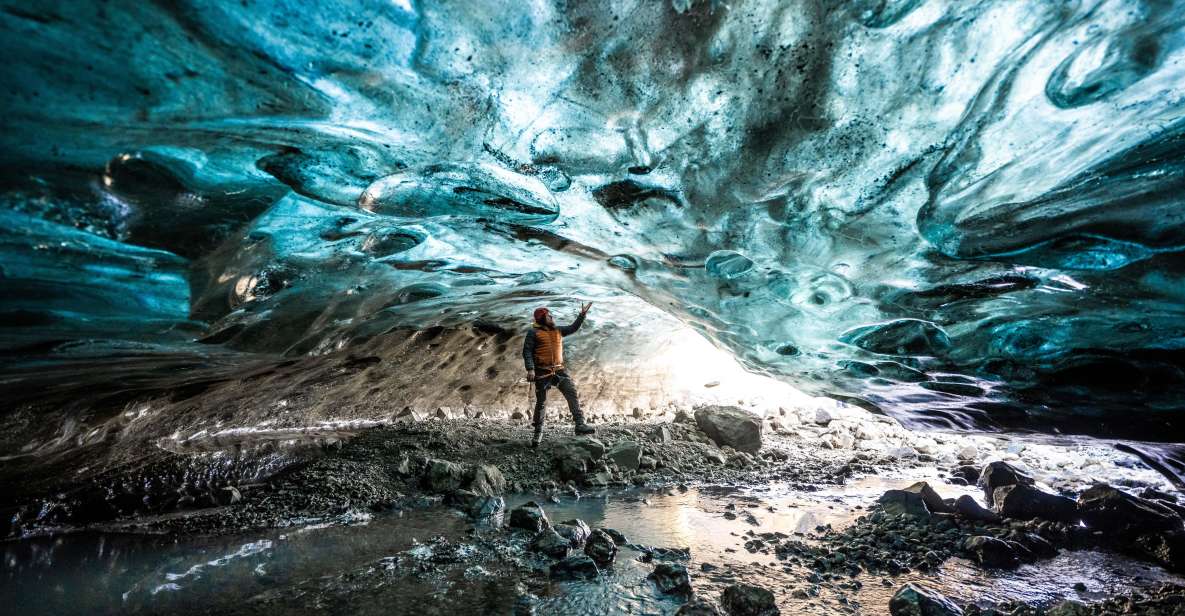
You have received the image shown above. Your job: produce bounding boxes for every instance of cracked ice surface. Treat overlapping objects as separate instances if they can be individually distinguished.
[2,0,1185,447]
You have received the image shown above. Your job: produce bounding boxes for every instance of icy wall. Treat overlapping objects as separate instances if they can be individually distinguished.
[2,0,1184,442]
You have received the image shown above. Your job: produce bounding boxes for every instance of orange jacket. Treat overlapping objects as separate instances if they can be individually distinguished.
[522,313,586,372]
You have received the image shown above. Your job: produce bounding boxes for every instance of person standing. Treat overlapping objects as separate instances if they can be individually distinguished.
[522,302,594,447]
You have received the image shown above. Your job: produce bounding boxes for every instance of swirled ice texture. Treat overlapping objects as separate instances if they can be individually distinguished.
[2,0,1185,443]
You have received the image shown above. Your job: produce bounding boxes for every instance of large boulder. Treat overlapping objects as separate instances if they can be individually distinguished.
[720,583,779,616]
[888,583,964,616]
[993,484,1078,523]
[694,406,763,454]
[584,529,618,567]
[1078,484,1184,537]
[979,461,1034,507]
[549,554,600,580]
[509,501,550,533]
[963,535,1021,569]
[606,441,643,471]
[649,562,692,595]
[422,459,467,493]
[954,495,1000,523]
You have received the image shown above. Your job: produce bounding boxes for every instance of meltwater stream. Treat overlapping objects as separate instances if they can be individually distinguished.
[5,471,1181,616]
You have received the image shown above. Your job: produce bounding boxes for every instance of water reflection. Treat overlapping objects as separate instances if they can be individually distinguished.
[2,472,1181,615]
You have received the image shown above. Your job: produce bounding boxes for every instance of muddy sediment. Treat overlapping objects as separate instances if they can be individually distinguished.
[5,411,1185,615]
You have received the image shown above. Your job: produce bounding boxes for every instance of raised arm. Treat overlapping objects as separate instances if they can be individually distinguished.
[558,311,586,336]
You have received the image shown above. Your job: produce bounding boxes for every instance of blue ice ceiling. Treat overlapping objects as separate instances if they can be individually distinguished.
[2,0,1185,441]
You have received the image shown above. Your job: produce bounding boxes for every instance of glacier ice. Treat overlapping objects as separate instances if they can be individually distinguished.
[1,0,1185,446]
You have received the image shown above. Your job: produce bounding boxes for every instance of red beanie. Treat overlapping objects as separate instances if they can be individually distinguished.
[533,307,549,322]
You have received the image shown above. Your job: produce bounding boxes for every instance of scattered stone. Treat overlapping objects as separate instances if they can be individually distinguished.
[888,583,964,616]
[602,528,627,545]
[606,441,643,472]
[878,489,932,519]
[639,455,658,471]
[979,462,1034,507]
[954,465,980,485]
[551,438,606,481]
[649,562,692,595]
[449,489,505,519]
[215,486,242,506]
[1078,484,1184,537]
[814,408,835,426]
[394,455,413,475]
[963,535,1020,569]
[720,583,779,616]
[694,406,763,454]
[554,519,591,547]
[422,459,467,493]
[677,597,723,616]
[508,501,550,533]
[954,495,1000,523]
[529,528,572,559]
[993,484,1078,524]
[584,529,618,567]
[903,482,954,514]
[549,554,600,580]
[467,464,506,496]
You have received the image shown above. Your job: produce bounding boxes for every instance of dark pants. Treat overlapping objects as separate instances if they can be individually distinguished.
[533,369,583,429]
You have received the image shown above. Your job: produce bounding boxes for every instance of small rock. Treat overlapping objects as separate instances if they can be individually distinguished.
[1078,484,1184,538]
[963,535,1020,569]
[979,461,1034,507]
[649,562,692,595]
[467,464,506,496]
[694,406,763,454]
[720,583,779,616]
[602,528,628,545]
[993,484,1078,523]
[450,489,505,519]
[954,495,1000,523]
[607,441,643,472]
[422,459,467,493]
[549,555,600,580]
[585,529,618,567]
[888,583,963,616]
[215,486,242,506]
[903,482,954,514]
[677,598,723,616]
[554,519,591,547]
[552,438,607,481]
[814,408,835,426]
[954,466,979,484]
[530,528,572,559]
[394,455,413,475]
[508,501,550,533]
[878,489,931,519]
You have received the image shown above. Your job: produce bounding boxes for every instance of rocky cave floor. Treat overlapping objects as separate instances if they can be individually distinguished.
[6,405,1185,615]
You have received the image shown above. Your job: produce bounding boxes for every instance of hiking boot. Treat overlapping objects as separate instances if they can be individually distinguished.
[531,429,543,448]
[574,423,595,436]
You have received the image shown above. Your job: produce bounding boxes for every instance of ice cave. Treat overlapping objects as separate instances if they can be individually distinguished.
[2,0,1185,614]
